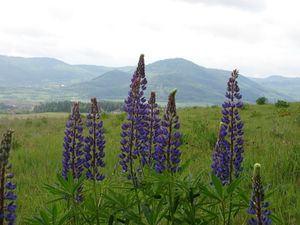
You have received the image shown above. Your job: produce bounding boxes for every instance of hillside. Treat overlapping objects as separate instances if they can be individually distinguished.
[0,55,294,105]
[67,58,290,104]
[0,55,98,86]
[252,75,300,100]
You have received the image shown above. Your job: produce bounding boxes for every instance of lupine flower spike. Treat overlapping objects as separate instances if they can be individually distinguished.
[154,89,182,173]
[144,92,160,165]
[0,129,17,225]
[248,163,272,225]
[84,98,106,181]
[212,69,244,184]
[62,102,84,180]
[211,122,230,185]
[120,54,148,181]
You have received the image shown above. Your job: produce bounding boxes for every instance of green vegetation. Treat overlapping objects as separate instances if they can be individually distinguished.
[0,55,292,105]
[256,96,268,105]
[0,103,299,224]
[253,75,300,100]
[33,100,123,113]
[275,100,290,108]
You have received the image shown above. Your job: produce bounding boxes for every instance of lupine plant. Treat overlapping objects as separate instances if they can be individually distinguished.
[84,97,105,181]
[154,89,182,173]
[211,122,230,185]
[62,102,84,180]
[248,163,272,225]
[211,69,244,185]
[0,129,16,225]
[144,91,160,165]
[62,102,85,203]
[84,97,105,225]
[119,54,148,182]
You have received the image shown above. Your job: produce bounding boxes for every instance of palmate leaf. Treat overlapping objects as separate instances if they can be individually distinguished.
[141,199,166,225]
[44,173,85,203]
[103,189,146,225]
[226,177,242,195]
[200,185,221,202]
[26,204,71,225]
[211,174,223,199]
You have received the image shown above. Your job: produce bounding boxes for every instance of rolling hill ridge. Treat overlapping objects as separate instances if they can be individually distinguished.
[0,55,294,105]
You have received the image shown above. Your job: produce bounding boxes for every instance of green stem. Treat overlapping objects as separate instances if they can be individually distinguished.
[92,115,100,225]
[93,180,100,225]
[168,181,174,225]
[221,201,226,225]
[227,195,233,225]
[128,120,141,216]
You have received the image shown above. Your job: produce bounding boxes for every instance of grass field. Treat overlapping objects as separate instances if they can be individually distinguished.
[0,103,299,224]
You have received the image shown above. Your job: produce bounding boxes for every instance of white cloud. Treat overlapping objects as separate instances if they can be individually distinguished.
[0,0,299,77]
[175,0,265,11]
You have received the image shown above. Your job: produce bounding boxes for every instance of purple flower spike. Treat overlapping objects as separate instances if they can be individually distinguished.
[212,69,244,184]
[154,89,182,173]
[84,97,106,181]
[211,122,231,185]
[62,102,84,180]
[248,164,272,225]
[120,54,148,181]
[143,92,161,165]
[0,129,17,225]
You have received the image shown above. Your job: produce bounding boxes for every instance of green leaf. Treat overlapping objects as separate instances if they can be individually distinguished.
[211,174,224,199]
[226,177,242,194]
[200,186,221,201]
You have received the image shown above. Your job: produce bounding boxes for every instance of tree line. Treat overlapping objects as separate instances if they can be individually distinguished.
[33,100,123,113]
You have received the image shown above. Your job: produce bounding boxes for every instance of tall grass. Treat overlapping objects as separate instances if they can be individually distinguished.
[0,103,299,224]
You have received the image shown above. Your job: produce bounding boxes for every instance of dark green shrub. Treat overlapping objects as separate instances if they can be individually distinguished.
[256,96,268,105]
[275,100,289,108]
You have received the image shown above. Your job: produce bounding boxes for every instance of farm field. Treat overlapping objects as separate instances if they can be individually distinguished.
[0,103,299,224]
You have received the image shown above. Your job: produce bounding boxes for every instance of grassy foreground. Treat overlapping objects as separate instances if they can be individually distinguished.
[0,103,299,224]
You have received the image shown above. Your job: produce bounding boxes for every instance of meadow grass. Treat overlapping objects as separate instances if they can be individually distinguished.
[0,103,299,224]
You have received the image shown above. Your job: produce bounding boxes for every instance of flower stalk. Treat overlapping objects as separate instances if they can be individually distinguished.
[154,89,182,173]
[119,54,148,183]
[211,69,244,185]
[0,129,16,225]
[144,91,160,165]
[248,163,272,225]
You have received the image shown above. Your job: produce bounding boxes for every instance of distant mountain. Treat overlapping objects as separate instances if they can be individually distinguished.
[75,65,113,78]
[252,75,300,100]
[0,55,294,105]
[0,55,100,86]
[69,70,132,100]
[67,58,291,104]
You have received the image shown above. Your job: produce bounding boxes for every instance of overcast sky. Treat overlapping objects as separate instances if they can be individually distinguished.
[0,0,299,77]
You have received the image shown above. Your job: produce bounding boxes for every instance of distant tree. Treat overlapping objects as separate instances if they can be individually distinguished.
[33,100,123,113]
[256,97,268,105]
[275,100,289,108]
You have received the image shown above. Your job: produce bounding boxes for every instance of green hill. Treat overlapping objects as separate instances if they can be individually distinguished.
[0,55,293,105]
[68,58,290,104]
[252,75,300,100]
[0,55,97,86]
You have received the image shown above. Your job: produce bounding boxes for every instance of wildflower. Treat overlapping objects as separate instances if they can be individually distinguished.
[211,122,231,184]
[154,89,182,173]
[120,54,148,180]
[62,102,84,180]
[212,69,244,184]
[84,98,105,181]
[0,129,17,225]
[248,163,272,225]
[144,92,161,165]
